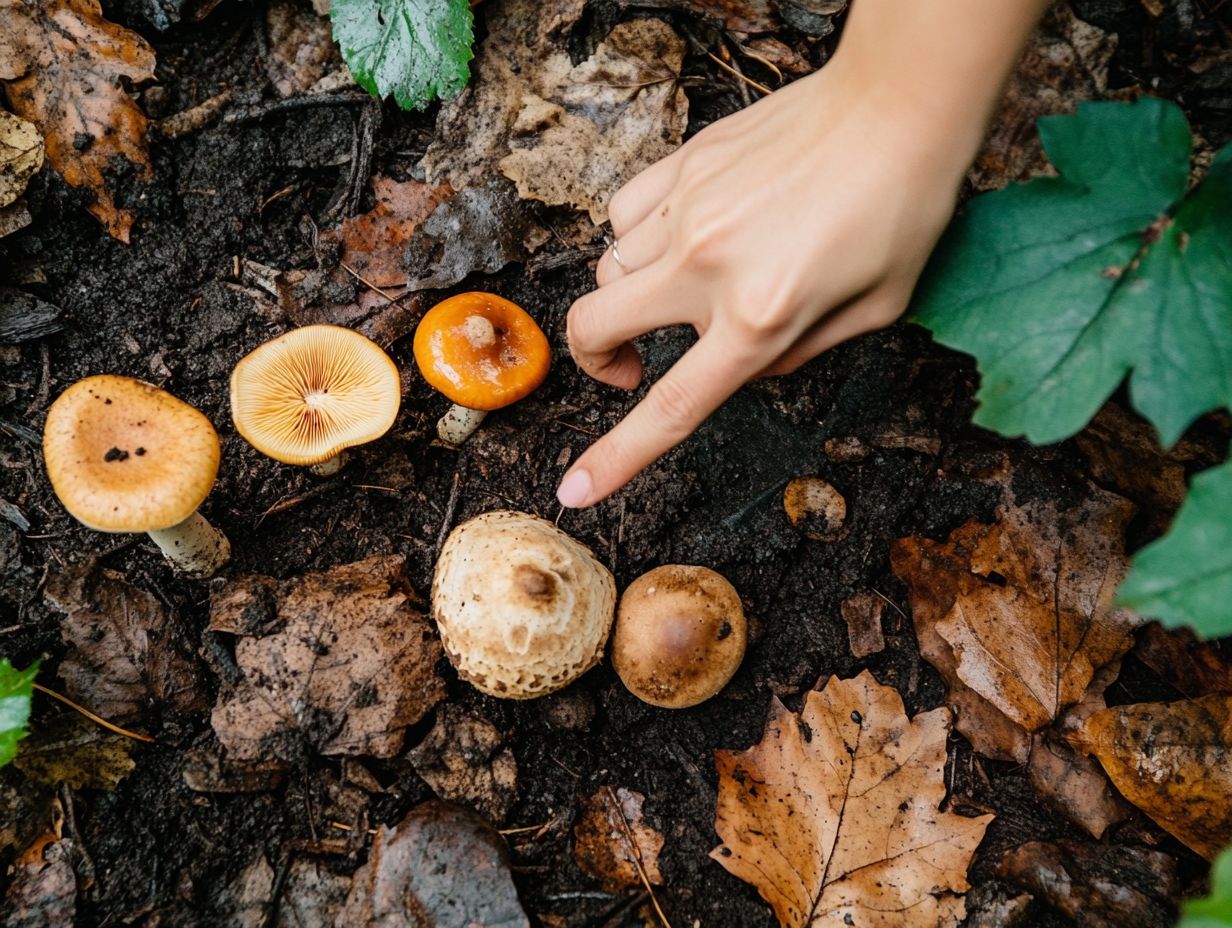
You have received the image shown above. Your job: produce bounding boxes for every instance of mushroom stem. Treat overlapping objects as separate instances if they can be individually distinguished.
[309,451,348,477]
[147,511,231,578]
[438,405,487,445]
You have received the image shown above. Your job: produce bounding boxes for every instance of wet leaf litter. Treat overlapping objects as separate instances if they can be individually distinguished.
[0,1,1230,927]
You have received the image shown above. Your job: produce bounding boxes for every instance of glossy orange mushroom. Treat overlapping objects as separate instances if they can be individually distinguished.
[413,292,550,444]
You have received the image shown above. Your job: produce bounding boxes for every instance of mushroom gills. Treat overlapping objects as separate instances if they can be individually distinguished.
[148,511,231,578]
[438,405,488,445]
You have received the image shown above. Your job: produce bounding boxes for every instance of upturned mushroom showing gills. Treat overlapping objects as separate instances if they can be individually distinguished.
[413,292,550,445]
[43,375,231,578]
[230,325,400,476]
[612,565,747,708]
[432,510,616,699]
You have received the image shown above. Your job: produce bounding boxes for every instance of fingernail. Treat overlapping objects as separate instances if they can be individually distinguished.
[556,469,593,508]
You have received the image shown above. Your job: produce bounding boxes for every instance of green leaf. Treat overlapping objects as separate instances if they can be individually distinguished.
[330,0,474,111]
[1179,846,1232,928]
[912,98,1232,448]
[1118,454,1232,639]
[0,658,38,768]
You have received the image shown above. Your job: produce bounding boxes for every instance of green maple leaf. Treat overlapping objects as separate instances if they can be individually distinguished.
[913,98,1232,448]
[1179,846,1232,928]
[330,0,474,111]
[1117,454,1232,639]
[0,658,38,768]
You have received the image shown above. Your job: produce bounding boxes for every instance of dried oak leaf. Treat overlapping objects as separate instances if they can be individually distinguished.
[341,176,452,289]
[0,0,155,241]
[712,670,992,928]
[0,109,42,207]
[574,786,664,893]
[210,556,446,762]
[45,562,207,727]
[499,19,688,224]
[890,476,1138,763]
[1074,694,1232,860]
[339,800,530,927]
[408,704,518,823]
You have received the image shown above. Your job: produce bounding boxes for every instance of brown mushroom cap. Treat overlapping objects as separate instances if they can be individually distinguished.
[230,324,400,466]
[43,375,221,533]
[432,510,616,699]
[612,565,746,709]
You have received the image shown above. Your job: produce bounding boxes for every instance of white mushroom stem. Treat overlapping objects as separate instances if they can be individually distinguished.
[309,450,348,477]
[147,511,231,579]
[438,405,487,445]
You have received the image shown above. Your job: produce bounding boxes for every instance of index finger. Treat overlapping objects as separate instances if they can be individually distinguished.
[556,331,762,508]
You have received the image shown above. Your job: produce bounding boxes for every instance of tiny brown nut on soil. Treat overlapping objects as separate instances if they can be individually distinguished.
[432,510,616,699]
[613,565,746,709]
[783,476,847,541]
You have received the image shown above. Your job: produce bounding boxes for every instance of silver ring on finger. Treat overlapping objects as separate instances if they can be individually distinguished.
[610,237,630,273]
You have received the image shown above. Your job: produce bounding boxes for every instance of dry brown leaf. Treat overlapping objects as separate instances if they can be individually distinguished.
[1134,623,1232,699]
[13,714,136,792]
[574,786,665,893]
[0,198,31,237]
[408,705,518,823]
[45,562,207,727]
[4,803,76,928]
[499,19,688,224]
[222,854,349,928]
[890,472,1138,762]
[340,176,452,289]
[0,110,41,207]
[210,556,446,762]
[712,670,992,928]
[0,0,155,241]
[839,591,885,658]
[1074,694,1232,860]
[339,800,530,927]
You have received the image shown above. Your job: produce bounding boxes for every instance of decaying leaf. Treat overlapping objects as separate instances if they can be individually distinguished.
[264,0,340,98]
[210,556,446,762]
[890,470,1138,762]
[45,563,207,728]
[619,0,778,32]
[971,3,1118,190]
[13,714,136,791]
[408,704,518,822]
[1074,694,1232,860]
[341,176,452,289]
[3,807,77,928]
[0,768,52,855]
[498,19,688,224]
[181,746,289,794]
[0,198,31,237]
[574,786,664,893]
[839,591,886,658]
[339,800,530,927]
[777,0,845,36]
[997,840,1179,928]
[0,288,64,343]
[1134,623,1232,699]
[0,110,42,208]
[712,670,992,928]
[222,854,349,928]
[0,0,156,241]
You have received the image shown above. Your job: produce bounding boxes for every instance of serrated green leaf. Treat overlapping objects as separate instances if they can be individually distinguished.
[0,659,38,768]
[912,98,1232,448]
[1179,847,1232,928]
[1118,454,1232,639]
[330,0,474,111]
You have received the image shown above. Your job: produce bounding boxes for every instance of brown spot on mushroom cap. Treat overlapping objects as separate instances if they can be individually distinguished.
[230,324,401,466]
[42,375,220,533]
[612,565,746,709]
[432,510,616,699]
[783,476,847,542]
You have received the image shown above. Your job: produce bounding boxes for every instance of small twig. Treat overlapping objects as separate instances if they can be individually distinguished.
[434,470,463,558]
[33,683,155,744]
[158,89,235,139]
[340,261,403,305]
[706,51,772,96]
[262,852,294,928]
[604,786,671,928]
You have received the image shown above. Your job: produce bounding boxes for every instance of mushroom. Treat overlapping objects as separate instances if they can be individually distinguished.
[230,325,400,475]
[42,375,231,578]
[432,510,616,699]
[413,292,550,445]
[612,565,746,709]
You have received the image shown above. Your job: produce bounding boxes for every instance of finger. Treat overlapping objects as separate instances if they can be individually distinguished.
[758,292,904,378]
[557,333,762,508]
[595,212,674,287]
[608,151,683,236]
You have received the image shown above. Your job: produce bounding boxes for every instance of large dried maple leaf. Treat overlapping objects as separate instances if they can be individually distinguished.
[890,476,1138,762]
[210,556,446,761]
[712,671,992,928]
[0,0,155,241]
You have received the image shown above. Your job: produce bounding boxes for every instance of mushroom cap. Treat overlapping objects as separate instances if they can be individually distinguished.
[432,510,616,699]
[43,375,221,533]
[612,565,746,709]
[413,292,550,411]
[230,325,401,466]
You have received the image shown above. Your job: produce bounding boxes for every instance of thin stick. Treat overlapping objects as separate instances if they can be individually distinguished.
[604,787,671,928]
[706,52,772,96]
[33,684,155,744]
[340,261,403,305]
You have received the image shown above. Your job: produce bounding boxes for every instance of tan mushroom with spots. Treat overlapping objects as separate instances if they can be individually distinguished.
[432,510,616,699]
[42,375,230,578]
[612,565,746,709]
[230,324,401,475]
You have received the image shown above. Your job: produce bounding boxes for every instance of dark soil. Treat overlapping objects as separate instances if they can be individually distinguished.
[2,1,1230,926]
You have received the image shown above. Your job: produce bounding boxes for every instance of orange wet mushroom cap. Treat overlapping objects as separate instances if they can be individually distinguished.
[230,324,401,472]
[413,292,550,443]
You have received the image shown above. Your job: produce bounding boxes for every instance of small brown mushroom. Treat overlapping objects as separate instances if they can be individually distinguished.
[783,476,847,541]
[612,565,746,709]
